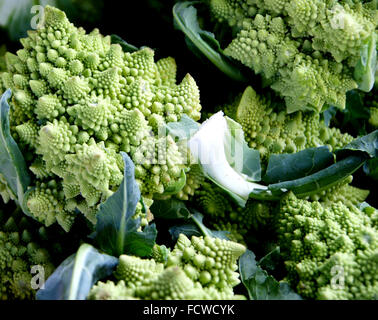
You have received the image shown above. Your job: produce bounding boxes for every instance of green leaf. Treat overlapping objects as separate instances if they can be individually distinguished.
[258,247,281,273]
[335,129,378,159]
[173,1,247,82]
[169,211,230,241]
[151,198,191,219]
[190,211,230,239]
[169,223,202,242]
[154,198,231,241]
[327,90,371,137]
[344,90,371,121]
[110,34,139,53]
[166,114,200,142]
[0,89,31,212]
[93,152,157,257]
[341,90,371,136]
[160,168,187,195]
[267,154,366,198]
[241,144,262,181]
[263,147,334,184]
[249,131,378,200]
[36,243,118,300]
[239,249,302,300]
[364,158,378,180]
[354,32,377,92]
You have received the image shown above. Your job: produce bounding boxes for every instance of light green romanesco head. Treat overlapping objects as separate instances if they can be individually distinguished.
[0,6,202,231]
[226,86,354,162]
[167,234,246,292]
[89,234,247,300]
[277,192,378,300]
[309,175,370,209]
[207,0,377,113]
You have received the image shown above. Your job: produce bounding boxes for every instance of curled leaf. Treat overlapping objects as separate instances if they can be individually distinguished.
[93,152,157,257]
[36,243,118,300]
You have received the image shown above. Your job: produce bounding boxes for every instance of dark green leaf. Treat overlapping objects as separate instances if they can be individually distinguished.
[268,155,366,198]
[343,90,371,135]
[173,1,247,82]
[250,131,378,200]
[364,158,378,180]
[93,152,157,257]
[190,211,230,239]
[258,247,281,273]
[0,89,31,212]
[263,147,334,184]
[336,130,378,159]
[169,211,230,241]
[344,90,371,121]
[239,250,259,286]
[239,249,302,300]
[169,223,202,242]
[151,198,191,219]
[330,90,371,136]
[36,243,118,300]
[354,33,377,92]
[110,34,139,53]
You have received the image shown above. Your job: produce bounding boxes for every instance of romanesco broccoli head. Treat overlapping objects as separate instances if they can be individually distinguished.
[87,280,135,300]
[226,86,354,162]
[167,234,246,291]
[89,234,247,300]
[0,6,202,231]
[276,192,378,300]
[207,0,377,113]
[0,203,55,300]
[309,175,370,209]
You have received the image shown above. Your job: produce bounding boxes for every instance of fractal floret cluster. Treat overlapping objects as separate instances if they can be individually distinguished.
[89,234,247,300]
[0,6,202,231]
[0,203,55,300]
[224,86,354,161]
[277,192,378,299]
[207,0,377,113]
[193,181,273,244]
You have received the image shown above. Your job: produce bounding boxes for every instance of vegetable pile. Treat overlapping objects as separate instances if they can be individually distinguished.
[0,2,377,300]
